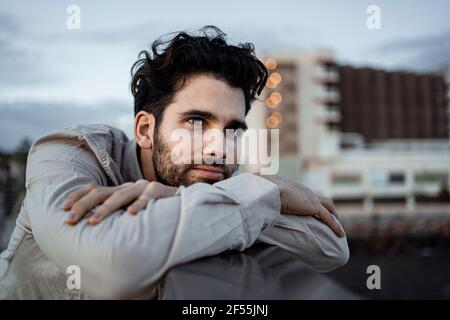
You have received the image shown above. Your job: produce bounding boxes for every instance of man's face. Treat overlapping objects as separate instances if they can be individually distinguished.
[152,74,247,187]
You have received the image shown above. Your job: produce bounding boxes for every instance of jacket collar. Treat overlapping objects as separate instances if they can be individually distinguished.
[121,139,144,182]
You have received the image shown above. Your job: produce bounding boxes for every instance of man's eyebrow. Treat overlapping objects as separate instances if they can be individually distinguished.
[178,109,248,131]
[178,110,218,121]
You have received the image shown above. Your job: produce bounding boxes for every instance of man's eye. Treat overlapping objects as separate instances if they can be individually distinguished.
[188,118,203,127]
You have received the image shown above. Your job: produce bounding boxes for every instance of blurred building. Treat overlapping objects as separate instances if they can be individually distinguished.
[339,66,448,140]
[245,50,450,214]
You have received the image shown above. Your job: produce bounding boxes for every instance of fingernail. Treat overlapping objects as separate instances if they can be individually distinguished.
[61,199,72,210]
[65,211,77,223]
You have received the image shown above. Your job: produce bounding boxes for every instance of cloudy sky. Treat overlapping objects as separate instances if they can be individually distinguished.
[1,0,449,150]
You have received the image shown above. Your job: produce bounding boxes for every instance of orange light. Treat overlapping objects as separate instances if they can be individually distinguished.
[265,58,278,70]
[266,115,280,128]
[269,92,282,105]
[266,78,278,89]
[269,72,282,84]
[266,97,277,109]
[271,111,283,123]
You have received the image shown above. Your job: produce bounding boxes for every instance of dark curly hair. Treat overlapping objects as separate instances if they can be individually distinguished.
[130,26,268,124]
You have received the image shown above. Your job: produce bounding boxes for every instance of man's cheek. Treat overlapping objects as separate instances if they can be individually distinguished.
[169,128,196,165]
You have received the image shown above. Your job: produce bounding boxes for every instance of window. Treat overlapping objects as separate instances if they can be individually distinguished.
[415,172,448,185]
[331,173,361,186]
[389,172,405,185]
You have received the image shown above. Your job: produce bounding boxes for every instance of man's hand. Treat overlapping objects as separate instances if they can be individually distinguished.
[260,175,345,237]
[61,180,178,225]
[61,174,344,238]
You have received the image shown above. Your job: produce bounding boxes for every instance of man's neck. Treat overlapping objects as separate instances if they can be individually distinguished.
[138,145,157,182]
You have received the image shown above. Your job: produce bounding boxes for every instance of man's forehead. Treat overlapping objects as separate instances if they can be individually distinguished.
[169,74,246,120]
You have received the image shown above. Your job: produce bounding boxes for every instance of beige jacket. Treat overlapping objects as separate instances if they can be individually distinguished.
[0,124,349,299]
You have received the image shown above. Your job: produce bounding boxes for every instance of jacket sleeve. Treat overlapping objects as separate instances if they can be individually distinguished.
[256,214,350,273]
[214,176,350,273]
[25,140,281,299]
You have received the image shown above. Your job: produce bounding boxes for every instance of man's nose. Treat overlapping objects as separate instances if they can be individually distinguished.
[202,129,226,163]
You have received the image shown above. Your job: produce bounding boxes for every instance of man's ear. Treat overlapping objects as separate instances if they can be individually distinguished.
[134,111,156,150]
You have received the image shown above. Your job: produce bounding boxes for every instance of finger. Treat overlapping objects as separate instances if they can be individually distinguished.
[126,198,149,215]
[126,186,156,215]
[317,206,345,237]
[319,196,338,218]
[61,184,96,211]
[89,183,146,224]
[66,187,112,224]
[66,183,135,224]
[63,182,133,212]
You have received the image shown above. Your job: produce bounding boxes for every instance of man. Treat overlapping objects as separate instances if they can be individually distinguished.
[0,26,348,299]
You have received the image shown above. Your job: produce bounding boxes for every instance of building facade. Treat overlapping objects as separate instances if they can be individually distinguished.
[244,51,450,214]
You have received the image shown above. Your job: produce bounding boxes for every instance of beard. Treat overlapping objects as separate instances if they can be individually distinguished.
[152,128,238,187]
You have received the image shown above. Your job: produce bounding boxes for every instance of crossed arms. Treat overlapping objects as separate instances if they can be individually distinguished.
[25,141,349,299]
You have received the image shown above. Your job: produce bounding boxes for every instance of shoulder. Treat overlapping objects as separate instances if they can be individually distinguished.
[26,124,128,177]
[30,124,128,150]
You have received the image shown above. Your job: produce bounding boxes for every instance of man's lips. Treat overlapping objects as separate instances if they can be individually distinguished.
[191,166,225,180]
